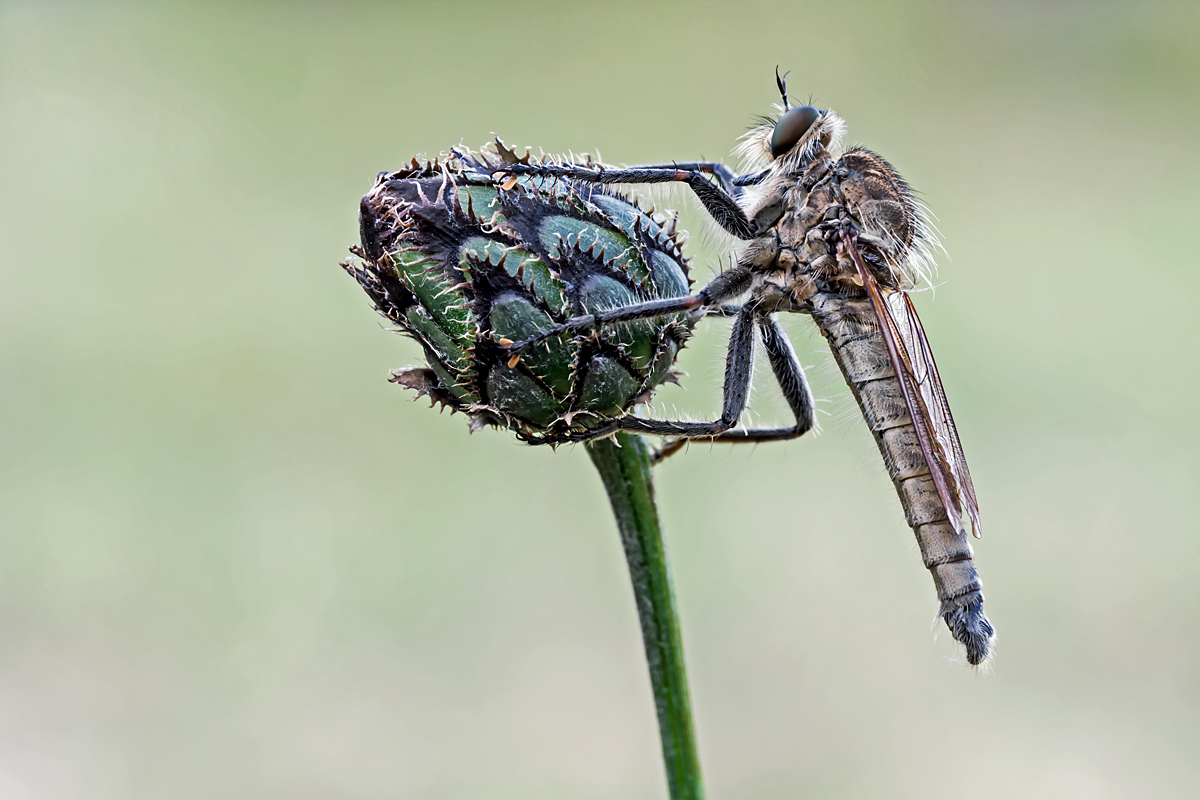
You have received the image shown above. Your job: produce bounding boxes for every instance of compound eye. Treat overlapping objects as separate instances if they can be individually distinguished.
[770,106,820,159]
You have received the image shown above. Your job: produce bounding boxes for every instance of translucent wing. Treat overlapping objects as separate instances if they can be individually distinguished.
[842,234,982,538]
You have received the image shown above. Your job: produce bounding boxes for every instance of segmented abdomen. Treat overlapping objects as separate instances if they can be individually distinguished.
[807,291,986,629]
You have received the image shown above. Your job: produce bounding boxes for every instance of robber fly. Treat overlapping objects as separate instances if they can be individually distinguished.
[489,72,994,664]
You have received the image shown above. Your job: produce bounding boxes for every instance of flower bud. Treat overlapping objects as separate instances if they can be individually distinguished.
[343,141,696,443]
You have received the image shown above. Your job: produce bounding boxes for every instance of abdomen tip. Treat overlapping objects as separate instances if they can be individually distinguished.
[943,601,995,666]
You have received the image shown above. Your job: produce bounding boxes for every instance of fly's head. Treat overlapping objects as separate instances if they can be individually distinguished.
[733,78,845,178]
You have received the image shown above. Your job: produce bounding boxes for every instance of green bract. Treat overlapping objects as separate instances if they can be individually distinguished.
[344,141,696,443]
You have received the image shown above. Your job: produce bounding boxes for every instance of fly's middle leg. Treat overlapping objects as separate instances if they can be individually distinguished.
[521,303,757,447]
[520,305,815,458]
[617,303,756,439]
[502,266,755,355]
[520,304,755,447]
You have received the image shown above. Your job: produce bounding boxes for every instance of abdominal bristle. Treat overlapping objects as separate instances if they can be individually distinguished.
[942,600,995,666]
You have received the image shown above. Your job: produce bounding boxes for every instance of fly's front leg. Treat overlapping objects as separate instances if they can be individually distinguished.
[495,162,758,240]
[503,266,754,356]
[599,160,762,198]
[652,314,815,463]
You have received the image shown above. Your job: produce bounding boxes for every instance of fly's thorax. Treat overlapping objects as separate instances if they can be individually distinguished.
[740,173,790,233]
[835,149,939,290]
[756,147,935,301]
[762,179,860,305]
[737,133,840,238]
[733,231,794,313]
[836,150,915,254]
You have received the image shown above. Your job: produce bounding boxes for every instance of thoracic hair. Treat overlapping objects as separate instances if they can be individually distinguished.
[837,147,941,290]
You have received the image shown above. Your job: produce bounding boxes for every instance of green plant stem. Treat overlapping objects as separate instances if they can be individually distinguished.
[587,432,704,800]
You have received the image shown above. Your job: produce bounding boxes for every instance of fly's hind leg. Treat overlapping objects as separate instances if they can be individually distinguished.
[652,314,815,463]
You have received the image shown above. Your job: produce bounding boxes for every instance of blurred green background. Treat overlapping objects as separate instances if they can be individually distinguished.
[2,1,1198,797]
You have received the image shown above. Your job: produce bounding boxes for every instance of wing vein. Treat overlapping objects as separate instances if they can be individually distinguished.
[842,233,981,537]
